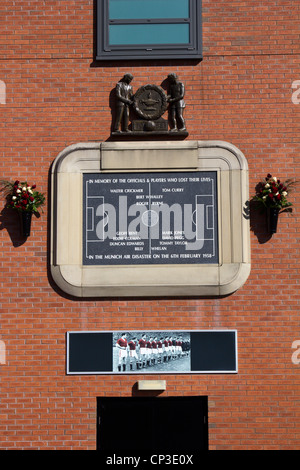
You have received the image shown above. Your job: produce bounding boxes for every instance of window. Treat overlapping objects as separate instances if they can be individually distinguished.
[96,0,202,60]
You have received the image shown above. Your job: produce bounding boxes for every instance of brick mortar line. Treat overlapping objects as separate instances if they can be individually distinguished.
[0,52,300,62]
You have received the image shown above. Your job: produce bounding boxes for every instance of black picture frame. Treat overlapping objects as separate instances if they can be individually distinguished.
[66,330,237,375]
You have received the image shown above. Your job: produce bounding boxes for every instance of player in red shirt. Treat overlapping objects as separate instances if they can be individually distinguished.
[157,338,163,363]
[177,337,183,356]
[116,333,128,372]
[138,334,147,368]
[146,337,153,367]
[168,337,173,361]
[128,337,138,370]
[151,337,158,365]
[163,337,169,362]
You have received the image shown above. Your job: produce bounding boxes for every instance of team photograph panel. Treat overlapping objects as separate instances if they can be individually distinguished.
[113,331,191,373]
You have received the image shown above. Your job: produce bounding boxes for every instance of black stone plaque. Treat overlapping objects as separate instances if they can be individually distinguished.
[83,171,218,265]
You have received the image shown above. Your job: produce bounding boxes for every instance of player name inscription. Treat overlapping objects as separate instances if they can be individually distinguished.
[83,171,218,265]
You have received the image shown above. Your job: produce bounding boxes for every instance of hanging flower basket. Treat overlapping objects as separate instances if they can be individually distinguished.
[250,173,295,234]
[0,180,45,238]
[19,211,32,237]
[267,207,279,234]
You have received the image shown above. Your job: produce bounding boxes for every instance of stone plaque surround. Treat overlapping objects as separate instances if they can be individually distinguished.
[50,140,250,297]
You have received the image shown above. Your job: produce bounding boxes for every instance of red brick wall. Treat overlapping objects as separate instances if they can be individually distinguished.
[0,0,299,450]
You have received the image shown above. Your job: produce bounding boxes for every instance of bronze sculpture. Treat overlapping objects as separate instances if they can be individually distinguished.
[167,73,186,132]
[111,73,188,136]
[113,73,134,133]
[133,84,168,122]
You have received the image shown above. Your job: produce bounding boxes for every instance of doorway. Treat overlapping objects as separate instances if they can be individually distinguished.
[97,396,208,451]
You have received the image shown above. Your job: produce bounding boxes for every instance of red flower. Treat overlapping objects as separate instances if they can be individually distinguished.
[32,185,36,189]
[268,193,274,199]
[29,196,34,202]
[276,194,281,200]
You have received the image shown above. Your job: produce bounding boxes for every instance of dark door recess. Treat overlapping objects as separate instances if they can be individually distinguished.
[97,396,208,451]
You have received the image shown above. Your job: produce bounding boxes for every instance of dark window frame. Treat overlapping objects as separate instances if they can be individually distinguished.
[96,0,202,61]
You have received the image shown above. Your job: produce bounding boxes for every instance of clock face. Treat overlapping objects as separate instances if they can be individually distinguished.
[133,84,168,120]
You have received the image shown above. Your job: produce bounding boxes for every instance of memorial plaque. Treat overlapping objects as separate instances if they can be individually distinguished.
[67,330,237,375]
[51,141,250,297]
[83,171,218,265]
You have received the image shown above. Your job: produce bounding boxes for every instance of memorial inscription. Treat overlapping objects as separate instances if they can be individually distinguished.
[83,171,218,265]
